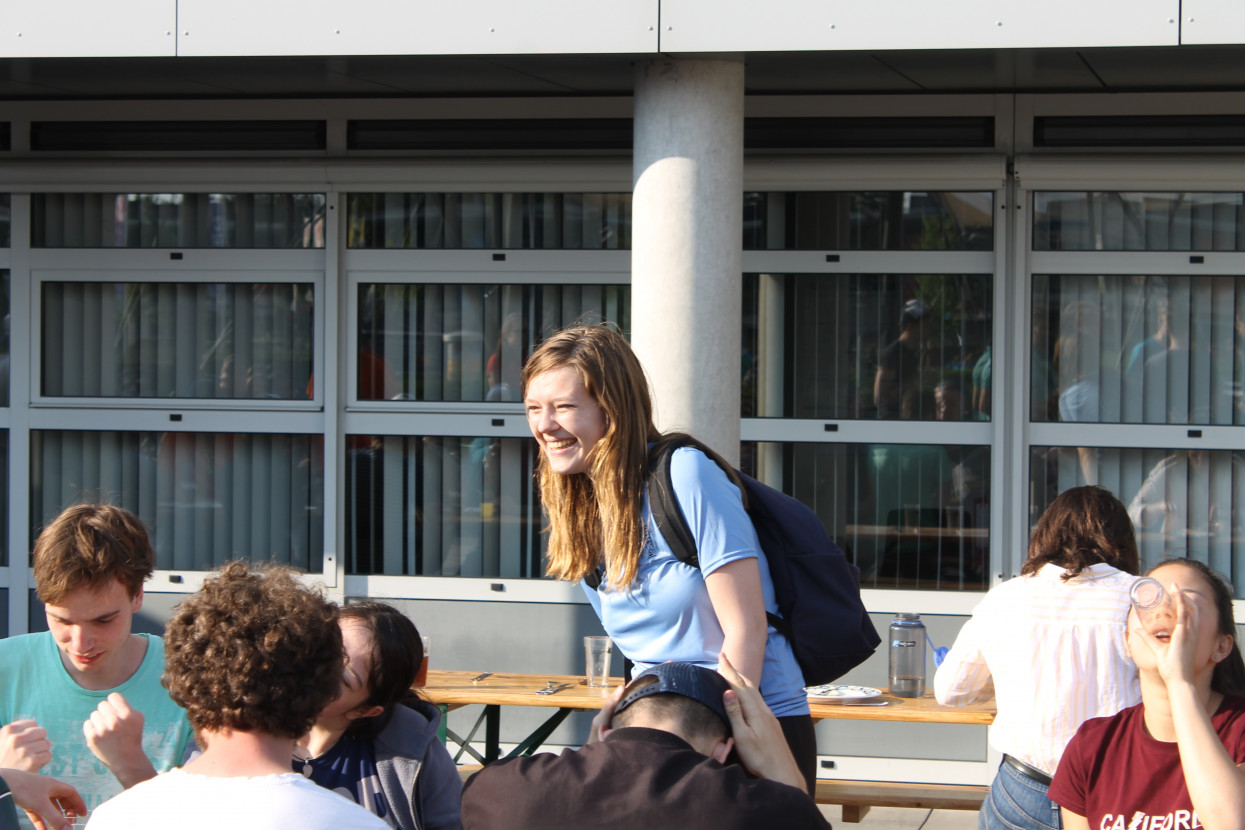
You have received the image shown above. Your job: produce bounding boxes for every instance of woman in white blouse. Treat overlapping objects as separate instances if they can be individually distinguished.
[935,485,1141,830]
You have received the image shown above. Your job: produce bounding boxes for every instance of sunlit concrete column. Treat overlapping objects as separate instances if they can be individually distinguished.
[631,57,744,465]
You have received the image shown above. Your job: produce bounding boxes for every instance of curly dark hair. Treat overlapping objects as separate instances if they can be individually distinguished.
[1022,485,1139,580]
[162,561,343,739]
[339,602,424,742]
[33,504,155,604]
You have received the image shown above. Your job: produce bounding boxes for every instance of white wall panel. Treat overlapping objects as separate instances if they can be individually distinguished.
[177,0,658,56]
[1182,0,1245,44]
[0,0,176,57]
[661,0,1180,52]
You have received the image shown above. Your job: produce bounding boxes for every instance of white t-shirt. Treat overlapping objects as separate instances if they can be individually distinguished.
[85,768,389,830]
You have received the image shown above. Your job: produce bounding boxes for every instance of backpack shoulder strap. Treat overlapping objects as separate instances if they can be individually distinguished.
[648,436,701,569]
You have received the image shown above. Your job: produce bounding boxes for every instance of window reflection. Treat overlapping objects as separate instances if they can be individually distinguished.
[744,441,990,591]
[744,191,993,251]
[357,283,629,402]
[1031,446,1245,596]
[42,282,315,400]
[743,273,992,420]
[347,192,631,250]
[31,431,324,571]
[1034,192,1245,252]
[346,435,542,577]
[1033,275,1245,425]
[32,193,326,249]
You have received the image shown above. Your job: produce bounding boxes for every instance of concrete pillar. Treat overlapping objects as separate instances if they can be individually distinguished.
[631,58,744,465]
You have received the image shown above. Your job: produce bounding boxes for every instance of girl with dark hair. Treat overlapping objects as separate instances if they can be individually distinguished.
[1051,558,1245,830]
[935,485,1142,830]
[521,324,814,789]
[295,603,462,830]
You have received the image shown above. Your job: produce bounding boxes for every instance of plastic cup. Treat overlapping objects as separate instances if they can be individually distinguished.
[584,636,612,687]
[415,635,431,686]
[1131,577,1174,627]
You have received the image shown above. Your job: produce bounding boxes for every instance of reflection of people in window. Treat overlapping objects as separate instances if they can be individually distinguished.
[486,313,525,402]
[1126,449,1243,543]
[874,299,929,419]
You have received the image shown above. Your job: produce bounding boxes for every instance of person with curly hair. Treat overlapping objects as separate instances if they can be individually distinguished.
[84,562,387,830]
[0,504,192,824]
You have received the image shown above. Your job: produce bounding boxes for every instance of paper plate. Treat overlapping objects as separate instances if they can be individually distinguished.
[804,684,884,702]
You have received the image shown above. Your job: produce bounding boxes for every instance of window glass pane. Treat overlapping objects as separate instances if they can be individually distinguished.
[743,273,992,419]
[744,441,990,591]
[41,282,314,400]
[31,193,326,248]
[743,191,993,251]
[1034,192,1245,251]
[347,193,631,250]
[346,435,542,577]
[0,431,7,567]
[358,283,629,402]
[1031,446,1245,596]
[0,194,9,247]
[31,431,324,571]
[0,270,8,406]
[1033,274,1245,425]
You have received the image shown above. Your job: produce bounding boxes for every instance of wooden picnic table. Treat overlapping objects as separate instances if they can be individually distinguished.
[420,669,995,762]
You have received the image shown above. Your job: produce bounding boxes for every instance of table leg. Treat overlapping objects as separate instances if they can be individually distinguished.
[506,708,572,758]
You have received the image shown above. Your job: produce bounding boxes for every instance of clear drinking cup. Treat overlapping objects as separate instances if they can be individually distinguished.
[1130,577,1174,627]
[584,636,613,687]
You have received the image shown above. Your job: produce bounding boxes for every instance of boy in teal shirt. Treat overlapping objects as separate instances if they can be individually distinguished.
[0,505,192,822]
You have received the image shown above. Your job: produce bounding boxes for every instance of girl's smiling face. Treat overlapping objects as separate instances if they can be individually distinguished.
[523,366,607,477]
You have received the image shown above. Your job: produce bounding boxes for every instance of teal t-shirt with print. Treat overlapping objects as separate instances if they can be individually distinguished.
[0,632,192,821]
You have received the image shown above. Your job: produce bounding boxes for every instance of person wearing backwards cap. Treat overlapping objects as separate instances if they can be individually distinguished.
[460,656,830,830]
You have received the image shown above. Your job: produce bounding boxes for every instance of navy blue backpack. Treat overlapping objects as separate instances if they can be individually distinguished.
[646,435,880,686]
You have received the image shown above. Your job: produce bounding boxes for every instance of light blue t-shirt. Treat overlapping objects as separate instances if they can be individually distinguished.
[0,631,192,821]
[584,447,809,717]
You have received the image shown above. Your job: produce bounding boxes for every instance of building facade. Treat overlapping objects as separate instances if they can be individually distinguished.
[2,0,1245,783]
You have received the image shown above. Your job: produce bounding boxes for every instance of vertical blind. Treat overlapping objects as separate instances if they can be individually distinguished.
[32,431,324,571]
[346,435,541,578]
[358,283,629,402]
[1034,275,1245,425]
[1032,447,1245,588]
[31,193,326,248]
[347,193,631,250]
[1034,192,1245,251]
[42,282,315,400]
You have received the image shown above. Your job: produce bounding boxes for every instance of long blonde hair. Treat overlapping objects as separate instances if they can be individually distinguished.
[521,325,659,588]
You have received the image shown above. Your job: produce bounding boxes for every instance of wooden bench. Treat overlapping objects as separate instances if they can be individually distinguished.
[815,779,988,822]
[460,764,986,821]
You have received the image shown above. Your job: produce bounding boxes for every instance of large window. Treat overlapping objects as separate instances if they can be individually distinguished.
[1029,185,1245,596]
[342,190,631,581]
[28,191,327,573]
[741,186,998,591]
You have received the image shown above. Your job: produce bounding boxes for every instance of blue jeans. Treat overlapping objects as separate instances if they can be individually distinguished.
[979,759,1062,830]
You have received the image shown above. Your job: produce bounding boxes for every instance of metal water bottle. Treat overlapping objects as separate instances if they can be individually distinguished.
[889,613,926,698]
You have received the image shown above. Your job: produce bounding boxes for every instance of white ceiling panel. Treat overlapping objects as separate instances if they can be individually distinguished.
[1182,0,1245,45]
[0,0,177,58]
[176,0,660,57]
[661,0,1181,52]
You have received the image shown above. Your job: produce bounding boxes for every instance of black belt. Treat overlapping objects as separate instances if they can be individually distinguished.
[1003,754,1052,787]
